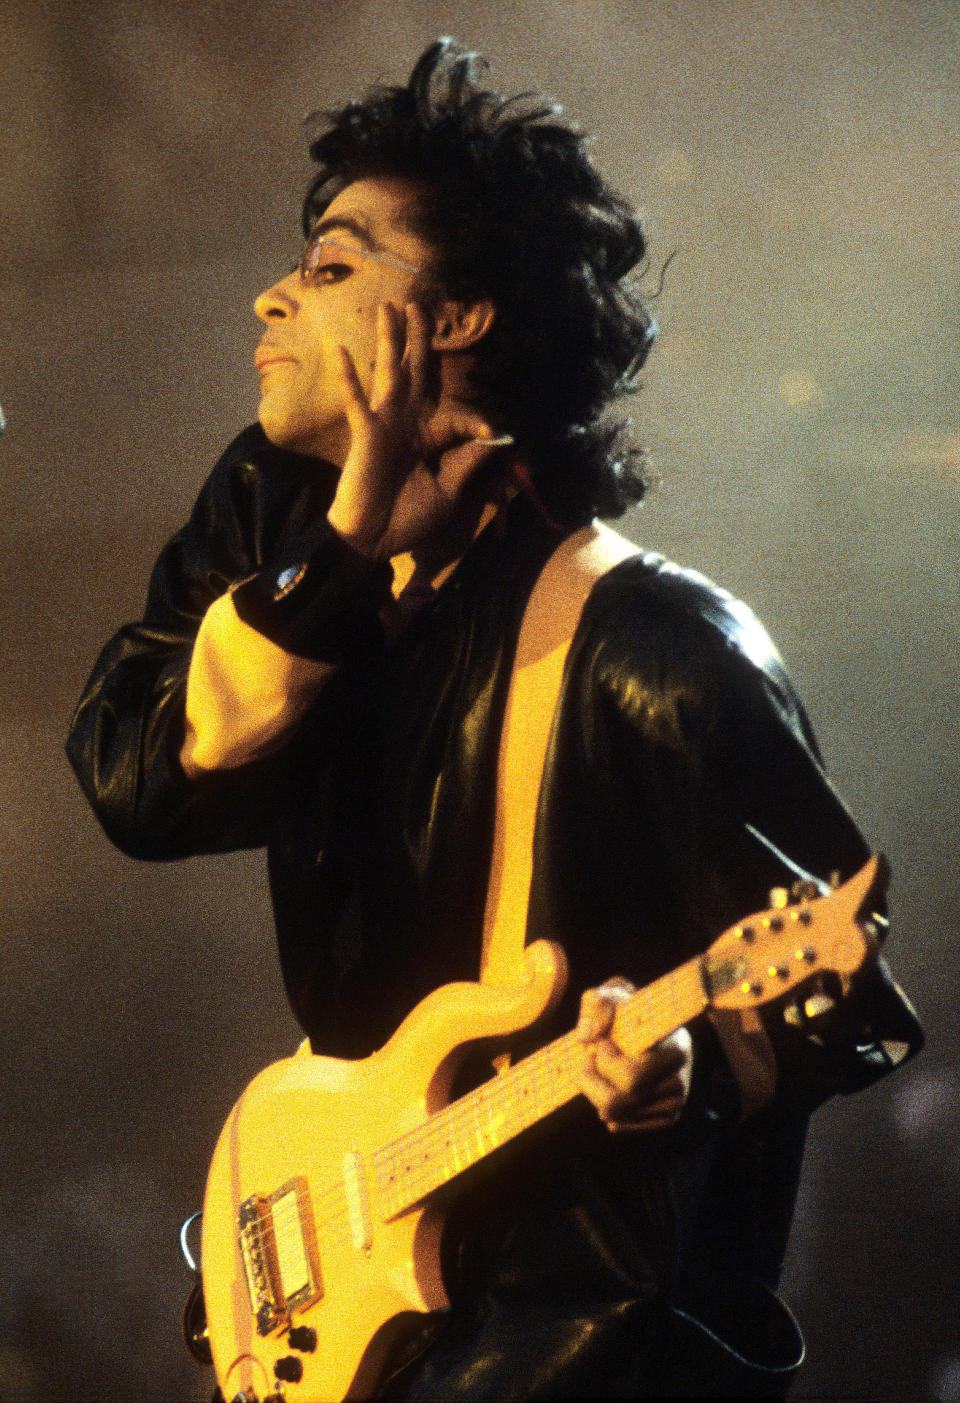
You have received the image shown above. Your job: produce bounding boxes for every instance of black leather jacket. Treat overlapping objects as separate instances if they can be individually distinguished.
[67,425,921,1398]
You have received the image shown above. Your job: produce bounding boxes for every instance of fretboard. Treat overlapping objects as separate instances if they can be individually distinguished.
[372,956,708,1222]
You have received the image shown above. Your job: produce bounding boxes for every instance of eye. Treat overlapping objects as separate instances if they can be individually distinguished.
[298,256,356,287]
[299,234,365,286]
[312,261,353,283]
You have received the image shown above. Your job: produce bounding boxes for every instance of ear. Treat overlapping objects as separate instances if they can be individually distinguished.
[430,298,496,352]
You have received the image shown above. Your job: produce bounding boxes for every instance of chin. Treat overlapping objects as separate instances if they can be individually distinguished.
[257,398,347,465]
[257,402,315,455]
[257,401,292,447]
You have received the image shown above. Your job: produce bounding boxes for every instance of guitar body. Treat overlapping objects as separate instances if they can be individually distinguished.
[202,939,568,1401]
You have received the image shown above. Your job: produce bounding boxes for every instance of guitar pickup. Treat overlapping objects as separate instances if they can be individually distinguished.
[237,1177,322,1337]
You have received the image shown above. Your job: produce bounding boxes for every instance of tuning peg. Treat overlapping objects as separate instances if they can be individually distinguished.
[768,886,789,910]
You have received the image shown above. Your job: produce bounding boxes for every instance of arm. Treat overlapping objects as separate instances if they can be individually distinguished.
[705,632,923,1109]
[68,305,508,861]
[66,425,344,858]
[176,304,509,779]
[552,563,921,1132]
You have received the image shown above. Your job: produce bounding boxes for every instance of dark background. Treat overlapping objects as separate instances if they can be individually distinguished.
[1,1,957,1398]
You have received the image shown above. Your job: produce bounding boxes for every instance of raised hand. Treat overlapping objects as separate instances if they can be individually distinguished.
[327,300,511,560]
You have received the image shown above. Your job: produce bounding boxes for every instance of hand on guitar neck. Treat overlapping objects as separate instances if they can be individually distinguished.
[575,978,694,1133]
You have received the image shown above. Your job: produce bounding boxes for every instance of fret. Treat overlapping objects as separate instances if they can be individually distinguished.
[375,957,711,1223]
[527,1048,542,1117]
[612,962,707,1058]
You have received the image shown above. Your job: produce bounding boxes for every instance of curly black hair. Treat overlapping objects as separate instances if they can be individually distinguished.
[302,39,655,524]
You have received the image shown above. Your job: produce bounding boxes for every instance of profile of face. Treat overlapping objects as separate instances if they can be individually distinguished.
[253,177,435,464]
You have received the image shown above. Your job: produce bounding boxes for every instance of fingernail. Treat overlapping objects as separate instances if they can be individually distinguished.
[480,433,514,447]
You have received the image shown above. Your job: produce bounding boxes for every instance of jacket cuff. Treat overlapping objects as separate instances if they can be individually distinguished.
[231,520,393,663]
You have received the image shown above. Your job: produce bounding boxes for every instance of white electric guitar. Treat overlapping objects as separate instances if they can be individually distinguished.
[196,855,886,1402]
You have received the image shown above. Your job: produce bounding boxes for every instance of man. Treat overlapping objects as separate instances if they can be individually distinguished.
[68,39,921,1399]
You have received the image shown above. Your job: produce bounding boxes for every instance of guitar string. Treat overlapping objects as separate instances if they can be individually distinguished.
[240,953,758,1248]
[234,938,816,1267]
[369,968,689,1210]
[372,1032,581,1212]
[237,1027,585,1263]
[368,967,692,1215]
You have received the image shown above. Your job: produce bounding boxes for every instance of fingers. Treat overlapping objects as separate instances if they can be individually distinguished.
[575,979,694,1133]
[580,1039,686,1123]
[335,344,372,428]
[575,978,633,1043]
[594,1036,686,1094]
[431,433,512,505]
[352,298,513,474]
[579,1050,686,1130]
[370,301,407,410]
[330,299,515,558]
[370,299,433,414]
[402,301,432,407]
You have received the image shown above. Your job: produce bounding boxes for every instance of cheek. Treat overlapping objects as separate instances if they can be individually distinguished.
[339,302,382,386]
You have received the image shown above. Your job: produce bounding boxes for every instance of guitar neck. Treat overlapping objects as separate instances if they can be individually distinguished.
[373,958,708,1222]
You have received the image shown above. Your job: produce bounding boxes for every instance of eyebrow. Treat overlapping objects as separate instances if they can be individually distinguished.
[310,214,378,252]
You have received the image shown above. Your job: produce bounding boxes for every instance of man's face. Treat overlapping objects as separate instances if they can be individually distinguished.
[254,176,434,463]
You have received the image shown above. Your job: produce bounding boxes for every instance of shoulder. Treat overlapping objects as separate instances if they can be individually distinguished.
[570,547,803,741]
[578,548,786,676]
[590,551,783,667]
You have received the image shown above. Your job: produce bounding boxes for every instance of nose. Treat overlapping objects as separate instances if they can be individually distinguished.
[254,275,298,324]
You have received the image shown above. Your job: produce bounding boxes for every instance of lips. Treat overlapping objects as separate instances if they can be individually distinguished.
[254,343,296,372]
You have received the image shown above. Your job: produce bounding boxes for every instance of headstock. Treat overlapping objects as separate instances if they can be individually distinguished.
[702,854,888,1010]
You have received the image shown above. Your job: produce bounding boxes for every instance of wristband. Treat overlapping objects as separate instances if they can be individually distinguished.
[231,521,393,663]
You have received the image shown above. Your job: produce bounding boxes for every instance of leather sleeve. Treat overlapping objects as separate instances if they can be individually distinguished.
[65,424,340,859]
[538,557,924,1304]
[606,560,923,1112]
[704,641,923,1109]
[541,554,922,1123]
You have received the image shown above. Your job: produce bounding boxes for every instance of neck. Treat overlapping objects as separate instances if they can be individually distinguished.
[391,498,504,597]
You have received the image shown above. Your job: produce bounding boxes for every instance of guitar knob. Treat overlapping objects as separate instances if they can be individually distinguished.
[274,1355,304,1383]
[288,1325,318,1352]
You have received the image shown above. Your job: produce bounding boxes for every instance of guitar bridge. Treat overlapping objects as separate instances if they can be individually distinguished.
[238,1177,321,1336]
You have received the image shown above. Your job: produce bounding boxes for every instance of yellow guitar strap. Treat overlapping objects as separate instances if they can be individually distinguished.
[480,520,640,987]
[479,520,780,1115]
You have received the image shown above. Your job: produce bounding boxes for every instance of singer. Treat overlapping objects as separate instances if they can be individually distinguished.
[67,40,921,1399]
